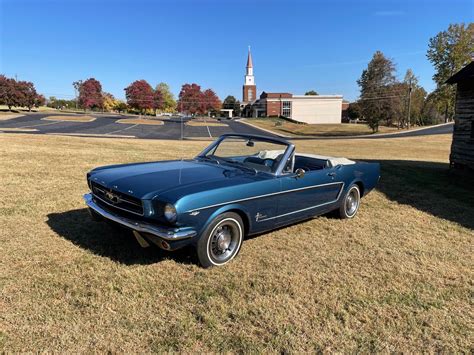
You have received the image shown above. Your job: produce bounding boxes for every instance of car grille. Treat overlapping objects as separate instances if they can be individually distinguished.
[91,181,144,216]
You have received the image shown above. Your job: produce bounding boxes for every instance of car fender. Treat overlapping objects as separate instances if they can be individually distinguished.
[197,203,253,239]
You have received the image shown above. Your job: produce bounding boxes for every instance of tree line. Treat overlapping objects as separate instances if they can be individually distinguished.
[0,76,45,111]
[353,23,473,132]
[65,79,223,116]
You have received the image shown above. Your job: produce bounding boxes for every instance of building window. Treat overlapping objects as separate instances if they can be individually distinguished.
[248,89,253,101]
[282,101,291,117]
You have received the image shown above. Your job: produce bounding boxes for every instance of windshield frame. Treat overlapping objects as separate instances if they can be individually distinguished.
[196,134,295,176]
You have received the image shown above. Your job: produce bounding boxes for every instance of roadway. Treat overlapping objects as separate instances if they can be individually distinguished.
[0,113,277,140]
[0,112,453,140]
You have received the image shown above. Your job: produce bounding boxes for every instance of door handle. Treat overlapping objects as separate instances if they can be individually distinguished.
[327,172,336,177]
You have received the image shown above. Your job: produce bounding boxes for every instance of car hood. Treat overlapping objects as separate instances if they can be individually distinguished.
[89,159,258,200]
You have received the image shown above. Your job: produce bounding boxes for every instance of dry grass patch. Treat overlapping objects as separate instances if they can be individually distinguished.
[0,113,25,120]
[116,118,164,125]
[247,119,410,137]
[186,120,227,127]
[42,115,96,122]
[0,133,472,352]
[0,127,37,132]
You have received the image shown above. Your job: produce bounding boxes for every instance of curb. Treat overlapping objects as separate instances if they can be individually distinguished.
[238,120,453,140]
[237,119,291,138]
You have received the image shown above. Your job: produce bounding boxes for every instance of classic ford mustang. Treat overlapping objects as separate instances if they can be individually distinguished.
[84,134,380,267]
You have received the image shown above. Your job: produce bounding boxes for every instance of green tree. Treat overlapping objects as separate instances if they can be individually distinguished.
[357,51,398,132]
[399,69,427,127]
[102,92,116,112]
[155,82,176,113]
[347,102,361,120]
[421,93,444,125]
[222,95,241,116]
[427,23,474,122]
[113,100,128,113]
[304,90,318,95]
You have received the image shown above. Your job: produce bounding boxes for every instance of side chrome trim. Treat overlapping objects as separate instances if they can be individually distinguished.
[186,181,344,213]
[257,183,345,222]
[84,193,196,241]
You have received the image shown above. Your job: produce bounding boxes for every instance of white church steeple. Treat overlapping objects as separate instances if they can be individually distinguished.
[243,46,257,102]
[245,46,255,85]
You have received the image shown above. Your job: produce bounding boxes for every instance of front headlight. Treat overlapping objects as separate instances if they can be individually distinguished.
[164,203,177,223]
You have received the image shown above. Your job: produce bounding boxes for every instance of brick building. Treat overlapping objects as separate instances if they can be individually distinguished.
[240,49,343,124]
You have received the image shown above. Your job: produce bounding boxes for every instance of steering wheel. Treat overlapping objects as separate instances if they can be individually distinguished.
[263,159,275,168]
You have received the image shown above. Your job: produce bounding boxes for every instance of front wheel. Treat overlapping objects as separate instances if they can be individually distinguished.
[197,212,244,268]
[338,184,361,219]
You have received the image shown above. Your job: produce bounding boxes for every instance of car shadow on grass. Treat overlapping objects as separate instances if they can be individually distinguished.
[373,159,474,230]
[46,208,197,265]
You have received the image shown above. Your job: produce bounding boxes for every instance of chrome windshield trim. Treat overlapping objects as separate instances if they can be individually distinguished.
[84,194,196,241]
[186,181,344,213]
[195,134,294,177]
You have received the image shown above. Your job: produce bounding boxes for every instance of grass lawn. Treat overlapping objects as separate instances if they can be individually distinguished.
[116,118,164,125]
[0,105,56,113]
[187,119,228,127]
[42,115,96,122]
[0,113,26,121]
[246,118,409,137]
[0,133,472,352]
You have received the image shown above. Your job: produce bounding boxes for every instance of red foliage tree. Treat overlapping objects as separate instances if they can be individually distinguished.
[16,81,39,111]
[202,89,221,114]
[35,94,46,108]
[124,80,154,113]
[78,78,103,111]
[0,75,20,110]
[177,83,205,115]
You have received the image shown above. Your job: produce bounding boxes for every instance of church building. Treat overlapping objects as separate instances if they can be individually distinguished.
[242,47,256,104]
[241,48,343,124]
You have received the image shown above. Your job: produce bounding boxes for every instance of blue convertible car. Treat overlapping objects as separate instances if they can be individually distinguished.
[84,134,380,267]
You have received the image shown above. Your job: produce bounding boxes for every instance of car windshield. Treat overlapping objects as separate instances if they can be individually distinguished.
[200,136,288,173]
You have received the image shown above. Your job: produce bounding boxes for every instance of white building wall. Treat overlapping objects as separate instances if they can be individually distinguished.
[290,95,343,124]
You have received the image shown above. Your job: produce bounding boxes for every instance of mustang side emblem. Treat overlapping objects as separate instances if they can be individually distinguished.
[105,191,121,204]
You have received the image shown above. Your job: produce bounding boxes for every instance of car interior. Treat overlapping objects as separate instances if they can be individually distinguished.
[241,150,331,174]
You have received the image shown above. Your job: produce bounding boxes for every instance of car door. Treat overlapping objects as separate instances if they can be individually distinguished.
[275,166,343,226]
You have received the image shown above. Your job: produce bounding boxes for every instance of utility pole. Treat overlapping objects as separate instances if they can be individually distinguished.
[180,101,183,140]
[407,78,412,130]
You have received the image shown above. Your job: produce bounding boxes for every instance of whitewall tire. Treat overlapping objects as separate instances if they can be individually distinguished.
[197,212,244,268]
[339,184,361,219]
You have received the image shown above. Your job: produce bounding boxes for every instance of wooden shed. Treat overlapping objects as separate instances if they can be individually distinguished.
[446,61,474,173]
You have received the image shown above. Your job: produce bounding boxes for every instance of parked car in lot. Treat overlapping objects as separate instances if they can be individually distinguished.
[84,134,380,267]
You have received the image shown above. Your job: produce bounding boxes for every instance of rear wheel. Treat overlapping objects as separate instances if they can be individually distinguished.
[197,212,244,268]
[338,184,360,219]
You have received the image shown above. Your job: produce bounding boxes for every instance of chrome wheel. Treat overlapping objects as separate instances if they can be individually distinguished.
[344,186,360,218]
[197,213,244,268]
[208,219,241,263]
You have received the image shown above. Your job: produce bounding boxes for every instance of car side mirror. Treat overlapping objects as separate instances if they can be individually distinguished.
[295,168,305,179]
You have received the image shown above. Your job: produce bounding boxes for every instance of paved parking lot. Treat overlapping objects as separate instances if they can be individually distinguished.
[0,113,274,140]
[0,113,453,140]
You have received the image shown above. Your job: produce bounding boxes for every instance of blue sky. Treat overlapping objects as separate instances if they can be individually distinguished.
[1,0,472,102]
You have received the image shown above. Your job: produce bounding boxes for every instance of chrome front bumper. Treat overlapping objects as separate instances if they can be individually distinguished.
[83,193,196,241]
